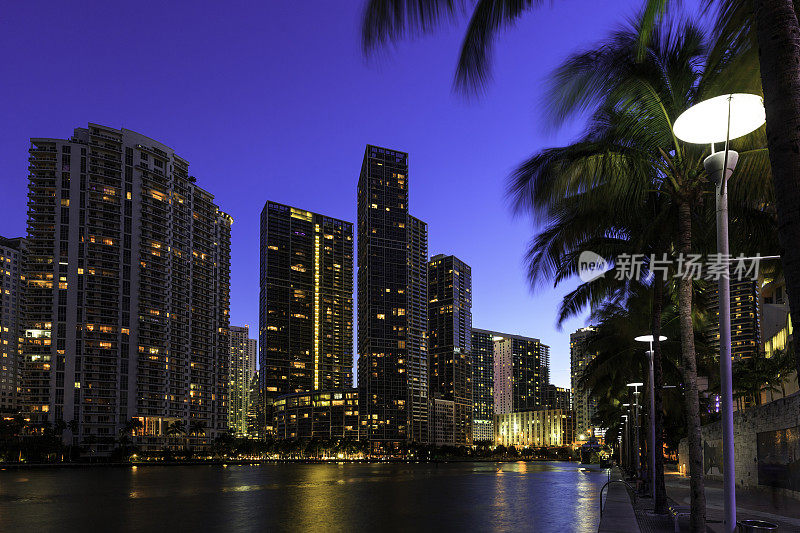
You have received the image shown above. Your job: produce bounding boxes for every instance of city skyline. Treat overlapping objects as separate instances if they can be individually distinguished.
[0,2,658,390]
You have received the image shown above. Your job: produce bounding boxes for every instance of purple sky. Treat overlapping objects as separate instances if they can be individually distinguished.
[1,0,670,388]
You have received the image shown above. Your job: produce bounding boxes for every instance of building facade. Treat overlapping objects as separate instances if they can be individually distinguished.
[471,328,495,442]
[428,254,472,446]
[229,325,257,437]
[494,409,575,448]
[709,279,761,361]
[22,123,232,454]
[546,384,571,412]
[571,326,598,439]
[259,201,354,434]
[0,236,24,413]
[491,331,550,415]
[272,388,362,441]
[357,145,429,450]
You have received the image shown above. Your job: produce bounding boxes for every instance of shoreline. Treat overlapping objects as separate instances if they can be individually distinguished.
[0,457,597,470]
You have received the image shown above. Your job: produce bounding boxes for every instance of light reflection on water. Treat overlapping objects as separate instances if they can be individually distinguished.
[0,462,609,532]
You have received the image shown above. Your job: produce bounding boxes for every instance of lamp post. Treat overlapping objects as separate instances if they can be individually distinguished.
[621,414,628,471]
[627,383,643,483]
[622,406,630,473]
[635,335,667,504]
[674,93,766,532]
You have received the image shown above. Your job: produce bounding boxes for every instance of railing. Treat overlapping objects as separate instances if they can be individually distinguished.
[599,479,636,517]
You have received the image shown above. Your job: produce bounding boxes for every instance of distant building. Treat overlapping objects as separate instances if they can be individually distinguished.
[571,327,597,439]
[759,277,798,402]
[428,254,472,446]
[491,331,550,414]
[21,123,232,454]
[246,374,264,439]
[471,329,494,442]
[494,409,575,448]
[272,388,362,441]
[229,325,257,437]
[357,145,429,450]
[259,201,354,434]
[546,384,571,412]
[708,279,761,361]
[0,236,24,413]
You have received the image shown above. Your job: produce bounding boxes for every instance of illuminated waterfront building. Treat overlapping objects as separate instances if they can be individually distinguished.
[272,388,362,441]
[357,145,429,449]
[491,331,550,414]
[494,409,575,448]
[259,201,354,434]
[570,326,598,439]
[229,325,257,437]
[21,123,232,454]
[428,254,472,446]
[471,328,495,442]
[0,236,24,413]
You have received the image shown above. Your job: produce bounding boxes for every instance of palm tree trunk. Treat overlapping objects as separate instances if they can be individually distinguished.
[677,199,706,532]
[754,0,800,380]
[651,278,668,514]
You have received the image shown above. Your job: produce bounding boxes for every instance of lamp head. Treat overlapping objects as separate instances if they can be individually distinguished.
[673,93,765,145]
[634,335,667,343]
[627,382,644,388]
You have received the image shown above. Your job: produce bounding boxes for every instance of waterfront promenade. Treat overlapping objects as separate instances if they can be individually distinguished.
[663,470,800,532]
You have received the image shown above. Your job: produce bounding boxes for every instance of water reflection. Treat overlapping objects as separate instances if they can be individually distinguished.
[0,462,609,532]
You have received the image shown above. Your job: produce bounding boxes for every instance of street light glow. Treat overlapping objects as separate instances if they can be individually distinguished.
[633,335,666,343]
[673,93,765,145]
[626,382,644,388]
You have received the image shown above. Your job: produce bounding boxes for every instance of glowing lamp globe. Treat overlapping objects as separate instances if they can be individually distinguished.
[634,335,667,343]
[673,94,765,145]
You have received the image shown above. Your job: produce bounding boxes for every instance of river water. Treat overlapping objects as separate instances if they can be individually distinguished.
[0,461,608,532]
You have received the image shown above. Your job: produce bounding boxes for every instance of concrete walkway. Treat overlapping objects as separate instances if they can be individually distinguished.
[599,471,641,533]
[664,470,800,531]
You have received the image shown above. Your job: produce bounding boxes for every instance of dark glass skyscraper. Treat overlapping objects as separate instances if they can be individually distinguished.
[471,328,495,442]
[428,254,472,445]
[357,145,428,449]
[259,201,354,433]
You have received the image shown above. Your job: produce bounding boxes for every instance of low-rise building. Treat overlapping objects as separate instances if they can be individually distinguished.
[494,409,575,448]
[272,389,362,441]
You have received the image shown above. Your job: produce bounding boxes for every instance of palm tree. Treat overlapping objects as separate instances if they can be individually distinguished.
[166,420,186,453]
[188,420,206,451]
[121,417,144,436]
[360,0,800,381]
[504,17,774,528]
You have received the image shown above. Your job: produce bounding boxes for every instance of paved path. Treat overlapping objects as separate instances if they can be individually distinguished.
[599,469,641,532]
[663,470,800,532]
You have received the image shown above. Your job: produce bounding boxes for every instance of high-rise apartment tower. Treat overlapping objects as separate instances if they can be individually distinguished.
[22,123,232,453]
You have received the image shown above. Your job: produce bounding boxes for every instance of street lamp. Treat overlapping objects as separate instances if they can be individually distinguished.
[674,93,766,532]
[622,415,628,470]
[635,335,667,504]
[626,382,643,483]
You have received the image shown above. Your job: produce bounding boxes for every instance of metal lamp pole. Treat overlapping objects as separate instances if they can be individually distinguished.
[635,335,666,504]
[702,97,738,531]
[622,406,631,474]
[627,383,643,484]
[674,93,765,532]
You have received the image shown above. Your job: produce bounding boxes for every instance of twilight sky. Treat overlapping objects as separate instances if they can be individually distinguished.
[1,0,679,388]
